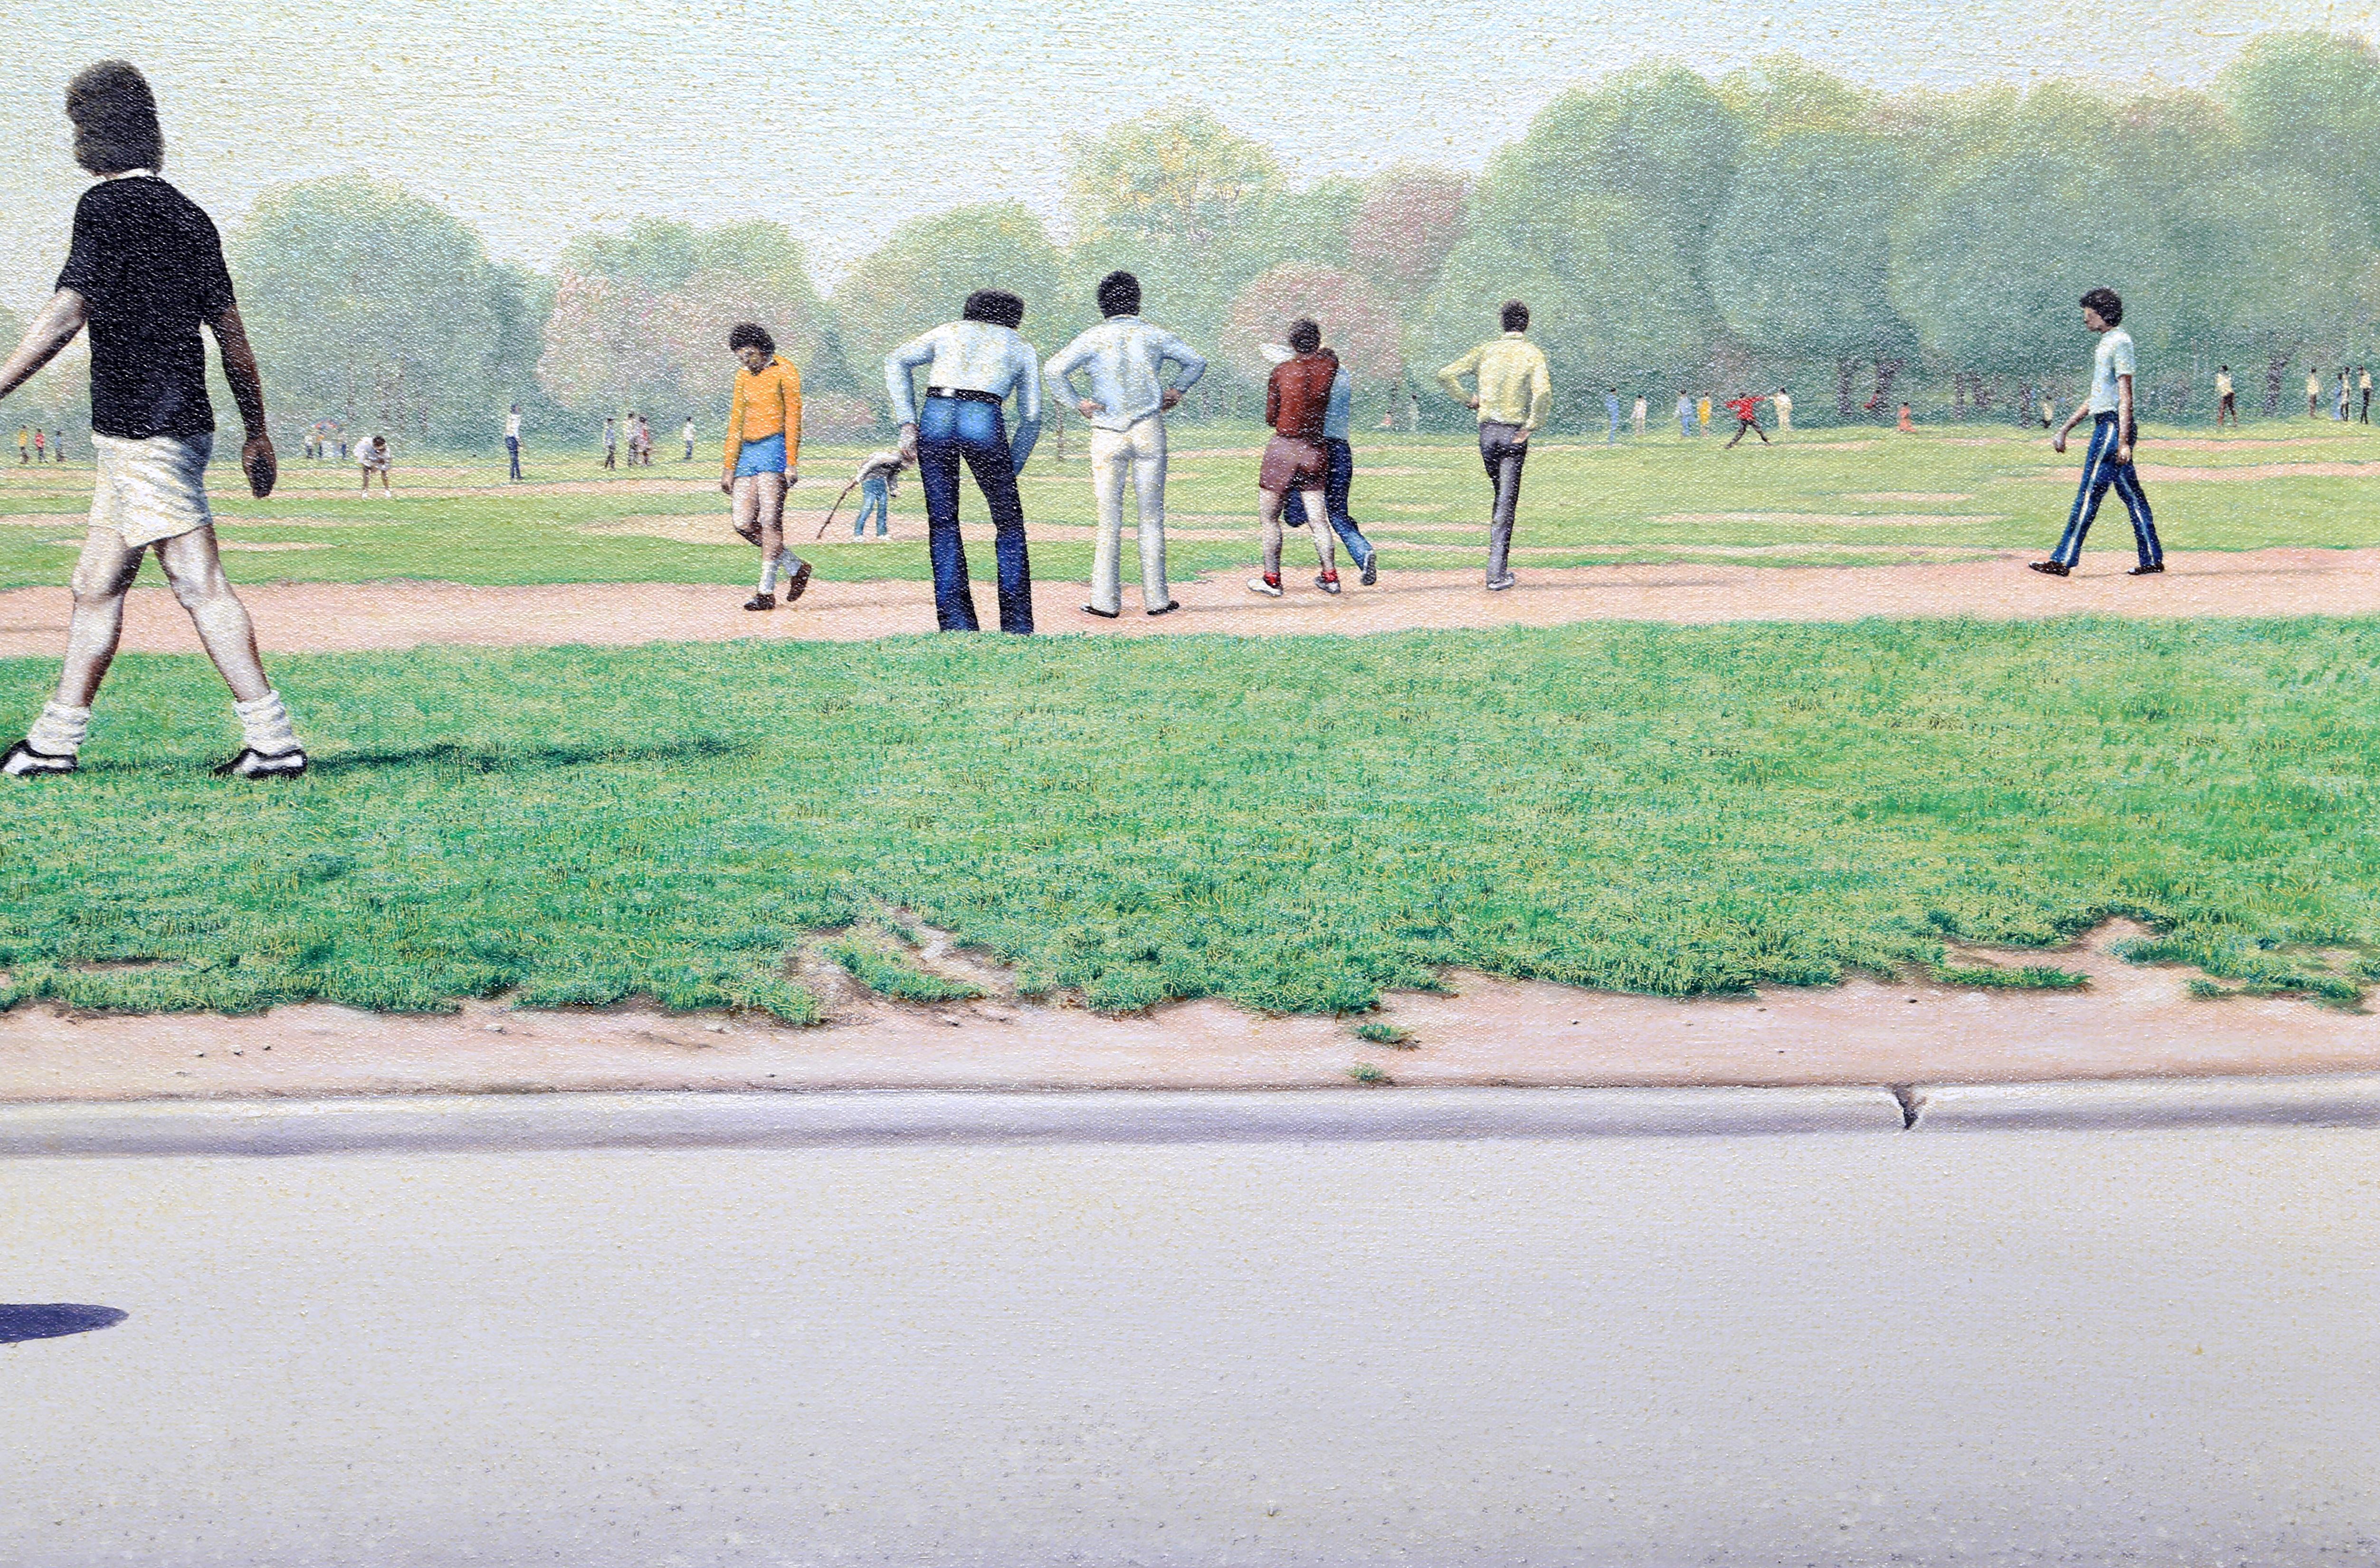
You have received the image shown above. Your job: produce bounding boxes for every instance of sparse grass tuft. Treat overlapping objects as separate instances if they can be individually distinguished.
[1354,1021,1416,1047]
[826,935,984,1004]
[1347,1062,1393,1085]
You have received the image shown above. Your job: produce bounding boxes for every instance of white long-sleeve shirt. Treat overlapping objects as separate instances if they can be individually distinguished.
[1043,316,1207,432]
[885,320,1042,428]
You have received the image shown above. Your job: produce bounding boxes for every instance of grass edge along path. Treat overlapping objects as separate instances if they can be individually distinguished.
[3,615,2378,1022]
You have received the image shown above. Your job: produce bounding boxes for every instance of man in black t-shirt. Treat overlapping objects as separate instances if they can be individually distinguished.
[0,61,305,778]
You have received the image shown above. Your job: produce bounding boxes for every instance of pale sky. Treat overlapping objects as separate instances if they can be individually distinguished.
[0,0,2370,312]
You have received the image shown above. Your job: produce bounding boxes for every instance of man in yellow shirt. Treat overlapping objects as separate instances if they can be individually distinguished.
[721,322,809,612]
[1437,300,1551,592]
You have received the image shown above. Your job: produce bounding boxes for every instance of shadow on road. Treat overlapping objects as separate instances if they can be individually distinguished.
[0,1304,127,1343]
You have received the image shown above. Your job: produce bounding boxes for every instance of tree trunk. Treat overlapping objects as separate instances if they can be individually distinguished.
[1837,359,1857,419]
[1869,357,1904,416]
[2264,352,2291,418]
[1952,373,1968,416]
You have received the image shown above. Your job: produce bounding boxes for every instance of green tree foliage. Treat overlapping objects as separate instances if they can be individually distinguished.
[230,176,523,445]
[828,201,1065,396]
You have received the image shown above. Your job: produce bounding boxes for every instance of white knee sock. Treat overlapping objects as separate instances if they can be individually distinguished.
[233,689,300,756]
[27,700,90,756]
[759,552,781,593]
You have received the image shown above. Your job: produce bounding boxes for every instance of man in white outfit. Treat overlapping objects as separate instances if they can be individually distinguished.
[1044,271,1207,618]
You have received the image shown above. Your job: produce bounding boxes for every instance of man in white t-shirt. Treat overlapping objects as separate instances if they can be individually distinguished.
[1772,386,1792,434]
[2214,367,2236,429]
[504,402,522,479]
[2032,287,2161,577]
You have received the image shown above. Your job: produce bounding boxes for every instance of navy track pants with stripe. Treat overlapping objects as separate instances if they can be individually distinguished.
[2051,411,2161,568]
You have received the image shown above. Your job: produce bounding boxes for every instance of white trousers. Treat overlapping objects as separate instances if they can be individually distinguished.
[90,432,214,547]
[1088,415,1169,612]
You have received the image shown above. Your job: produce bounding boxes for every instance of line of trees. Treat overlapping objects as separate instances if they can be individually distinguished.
[36,31,2373,448]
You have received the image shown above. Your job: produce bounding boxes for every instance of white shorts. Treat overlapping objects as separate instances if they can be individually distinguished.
[90,432,215,548]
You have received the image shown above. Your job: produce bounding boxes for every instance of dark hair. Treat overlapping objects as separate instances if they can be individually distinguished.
[2219,364,2230,372]
[1287,318,1322,355]
[2079,287,2123,326]
[727,323,774,355]
[962,289,1024,328]
[1096,270,1141,318]
[66,61,163,176]
[1500,300,1530,333]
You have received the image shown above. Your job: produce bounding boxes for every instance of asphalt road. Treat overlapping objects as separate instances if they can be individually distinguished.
[4,1124,2378,1566]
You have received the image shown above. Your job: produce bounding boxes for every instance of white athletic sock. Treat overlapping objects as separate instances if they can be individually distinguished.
[759,552,781,593]
[233,689,300,756]
[26,700,90,757]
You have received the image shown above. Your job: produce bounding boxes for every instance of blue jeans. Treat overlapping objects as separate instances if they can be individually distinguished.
[1279,439,1373,566]
[916,395,1032,633]
[505,436,520,479]
[2051,412,2161,568]
[852,476,890,536]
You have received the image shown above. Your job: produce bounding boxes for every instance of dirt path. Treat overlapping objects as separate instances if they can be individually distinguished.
[4,547,2380,656]
[4,923,2374,1102]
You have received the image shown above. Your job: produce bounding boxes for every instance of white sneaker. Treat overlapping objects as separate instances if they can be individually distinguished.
[1247,575,1284,598]
[2,739,76,777]
[214,746,308,778]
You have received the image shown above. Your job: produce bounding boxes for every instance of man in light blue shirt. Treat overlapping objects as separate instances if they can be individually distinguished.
[887,289,1043,633]
[1604,386,1621,444]
[1044,270,1206,618]
[1277,342,1380,583]
[2033,287,2161,577]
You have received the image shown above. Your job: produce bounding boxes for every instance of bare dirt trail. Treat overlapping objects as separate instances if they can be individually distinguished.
[3,923,2374,1103]
[5,547,2380,657]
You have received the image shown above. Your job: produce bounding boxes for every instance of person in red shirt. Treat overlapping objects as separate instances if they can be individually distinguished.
[1249,318,1341,597]
[1723,393,1769,448]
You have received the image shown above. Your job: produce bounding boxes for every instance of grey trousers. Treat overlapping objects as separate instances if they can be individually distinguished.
[1478,421,1527,581]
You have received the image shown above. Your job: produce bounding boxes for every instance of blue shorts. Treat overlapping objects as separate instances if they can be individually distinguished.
[732,434,787,478]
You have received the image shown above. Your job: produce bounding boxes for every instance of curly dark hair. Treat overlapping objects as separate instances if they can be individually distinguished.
[66,60,162,176]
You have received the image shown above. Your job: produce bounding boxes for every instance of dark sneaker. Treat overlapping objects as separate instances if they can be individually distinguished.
[2,739,76,777]
[1359,551,1378,587]
[1247,574,1284,598]
[1486,574,1518,592]
[743,593,776,611]
[1082,603,1121,619]
[2028,560,2071,576]
[213,746,307,779]
[1145,601,1180,616]
[1316,572,1342,595]
[781,559,812,605]
[2127,563,2164,575]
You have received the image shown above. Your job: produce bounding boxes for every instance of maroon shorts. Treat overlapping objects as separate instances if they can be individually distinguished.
[1258,434,1327,493]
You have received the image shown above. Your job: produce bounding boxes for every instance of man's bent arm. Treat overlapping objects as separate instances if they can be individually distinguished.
[208,305,269,436]
[0,289,87,403]
[1437,345,1482,403]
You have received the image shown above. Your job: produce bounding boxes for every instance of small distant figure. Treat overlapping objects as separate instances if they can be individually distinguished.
[2337,370,2352,422]
[336,433,348,459]
[1437,298,1550,592]
[1604,385,1621,445]
[637,412,654,465]
[1631,394,1647,437]
[2307,370,2322,418]
[1696,394,1712,434]
[1896,403,1914,434]
[681,416,695,461]
[32,427,45,463]
[14,425,26,463]
[1378,408,1395,430]
[2040,394,2055,430]
[504,402,522,480]
[358,432,391,492]
[851,447,903,538]
[2214,366,2237,428]
[2362,367,2373,425]
[601,414,617,469]
[1772,387,1791,434]
[1676,391,1693,436]
[1723,393,1769,448]
[2032,287,2161,579]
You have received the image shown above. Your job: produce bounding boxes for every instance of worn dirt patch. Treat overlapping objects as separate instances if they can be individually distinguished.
[1843,492,1975,504]
[3,921,2370,1102]
[2034,460,2380,483]
[5,546,2379,654]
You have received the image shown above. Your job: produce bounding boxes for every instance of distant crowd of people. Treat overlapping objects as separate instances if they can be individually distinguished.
[14,425,66,463]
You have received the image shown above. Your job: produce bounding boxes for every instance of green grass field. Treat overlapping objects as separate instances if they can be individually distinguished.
[2,418,2377,591]
[6,618,2379,1019]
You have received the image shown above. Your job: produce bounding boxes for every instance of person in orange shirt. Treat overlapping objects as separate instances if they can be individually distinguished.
[721,321,809,611]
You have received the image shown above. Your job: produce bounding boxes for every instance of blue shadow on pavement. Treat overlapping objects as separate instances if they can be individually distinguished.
[0,1304,127,1343]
